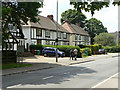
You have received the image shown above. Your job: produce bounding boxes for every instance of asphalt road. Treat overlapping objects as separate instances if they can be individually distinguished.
[2,56,118,88]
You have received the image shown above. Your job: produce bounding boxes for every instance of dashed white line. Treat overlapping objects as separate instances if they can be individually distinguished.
[42,76,54,80]
[64,72,70,74]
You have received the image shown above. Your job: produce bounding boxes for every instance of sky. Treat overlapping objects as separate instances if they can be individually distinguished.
[39,0,118,33]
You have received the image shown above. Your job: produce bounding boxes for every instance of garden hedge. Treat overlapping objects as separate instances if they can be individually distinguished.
[30,45,81,57]
[104,46,120,53]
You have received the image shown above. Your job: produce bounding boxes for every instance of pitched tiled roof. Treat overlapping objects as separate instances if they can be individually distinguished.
[27,15,69,33]
[62,22,89,36]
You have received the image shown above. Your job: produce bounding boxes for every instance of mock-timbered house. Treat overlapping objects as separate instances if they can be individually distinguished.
[22,15,70,51]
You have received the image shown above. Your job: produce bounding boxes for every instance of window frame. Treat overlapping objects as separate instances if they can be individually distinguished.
[45,30,50,38]
[75,34,78,40]
[36,28,42,37]
[63,33,67,39]
[79,35,81,40]
[58,32,61,39]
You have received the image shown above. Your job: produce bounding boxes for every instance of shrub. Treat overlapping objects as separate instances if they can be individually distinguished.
[58,45,81,57]
[104,46,120,53]
[83,48,92,56]
[90,44,102,54]
[78,44,86,48]
[40,45,81,57]
[30,45,42,51]
[82,53,88,58]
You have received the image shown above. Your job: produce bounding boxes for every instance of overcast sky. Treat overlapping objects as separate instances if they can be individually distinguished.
[39,0,118,33]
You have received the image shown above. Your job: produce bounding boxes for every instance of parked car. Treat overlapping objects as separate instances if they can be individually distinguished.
[98,49,107,54]
[42,47,65,57]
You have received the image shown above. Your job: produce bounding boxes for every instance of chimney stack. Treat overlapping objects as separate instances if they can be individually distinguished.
[47,15,53,20]
[65,20,70,24]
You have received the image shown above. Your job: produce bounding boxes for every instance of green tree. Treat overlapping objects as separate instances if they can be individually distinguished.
[94,33,116,46]
[2,1,43,46]
[61,9,86,28]
[70,1,120,16]
[84,18,108,44]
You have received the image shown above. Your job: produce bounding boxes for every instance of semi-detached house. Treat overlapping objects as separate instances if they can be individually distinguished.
[22,15,91,51]
[22,15,70,50]
[62,21,91,46]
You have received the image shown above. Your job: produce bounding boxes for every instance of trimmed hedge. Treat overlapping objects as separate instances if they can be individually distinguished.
[30,45,42,51]
[104,46,120,53]
[30,45,81,57]
[42,45,81,57]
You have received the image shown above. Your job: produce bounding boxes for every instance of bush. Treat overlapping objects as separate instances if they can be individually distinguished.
[80,48,92,58]
[104,46,120,53]
[57,45,81,57]
[32,45,81,57]
[30,45,43,55]
[82,53,88,58]
[78,44,86,48]
[83,48,92,56]
[90,44,102,54]
[30,45,42,51]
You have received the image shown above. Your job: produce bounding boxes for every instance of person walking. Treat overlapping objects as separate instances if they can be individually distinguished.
[70,49,73,60]
[73,49,78,60]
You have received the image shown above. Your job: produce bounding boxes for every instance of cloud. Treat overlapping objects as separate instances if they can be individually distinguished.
[83,3,118,32]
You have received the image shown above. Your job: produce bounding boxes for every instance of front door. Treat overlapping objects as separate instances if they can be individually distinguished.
[37,40,41,45]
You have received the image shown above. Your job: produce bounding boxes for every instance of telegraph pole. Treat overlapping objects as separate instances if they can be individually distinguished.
[56,0,58,62]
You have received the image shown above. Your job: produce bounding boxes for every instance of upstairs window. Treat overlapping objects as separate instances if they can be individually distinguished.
[75,35,78,40]
[58,32,61,39]
[36,28,42,36]
[79,35,81,40]
[63,33,67,39]
[45,30,50,38]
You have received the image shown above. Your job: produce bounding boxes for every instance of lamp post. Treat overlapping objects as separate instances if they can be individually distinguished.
[56,0,58,62]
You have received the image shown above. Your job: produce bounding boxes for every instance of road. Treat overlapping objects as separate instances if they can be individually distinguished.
[3,56,118,88]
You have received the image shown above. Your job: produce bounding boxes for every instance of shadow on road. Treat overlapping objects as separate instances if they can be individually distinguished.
[3,64,97,88]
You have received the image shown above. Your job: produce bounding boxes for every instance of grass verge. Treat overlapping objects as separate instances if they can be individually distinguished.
[1,63,32,70]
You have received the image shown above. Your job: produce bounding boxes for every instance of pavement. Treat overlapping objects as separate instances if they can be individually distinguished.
[2,53,119,76]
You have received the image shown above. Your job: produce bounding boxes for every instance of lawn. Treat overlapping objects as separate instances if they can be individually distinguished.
[1,63,32,70]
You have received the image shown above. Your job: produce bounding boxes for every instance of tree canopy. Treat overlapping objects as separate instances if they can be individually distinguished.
[61,9,86,28]
[84,18,108,44]
[94,33,116,46]
[2,1,43,46]
[70,1,120,16]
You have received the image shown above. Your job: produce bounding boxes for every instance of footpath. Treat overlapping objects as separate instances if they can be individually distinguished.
[2,53,119,76]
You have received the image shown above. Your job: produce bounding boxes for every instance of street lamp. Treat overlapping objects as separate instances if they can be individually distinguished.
[56,0,58,62]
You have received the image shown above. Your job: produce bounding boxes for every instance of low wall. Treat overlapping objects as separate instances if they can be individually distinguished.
[2,50,17,63]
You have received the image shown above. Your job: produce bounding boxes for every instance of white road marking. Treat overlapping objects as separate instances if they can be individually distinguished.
[64,72,70,74]
[92,73,118,88]
[7,84,22,88]
[42,76,54,80]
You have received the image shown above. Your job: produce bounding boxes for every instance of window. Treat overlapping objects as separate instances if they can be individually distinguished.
[75,35,78,40]
[45,30,50,38]
[58,32,61,39]
[63,33,67,39]
[36,28,42,36]
[8,24,14,30]
[79,35,81,40]
[46,40,50,45]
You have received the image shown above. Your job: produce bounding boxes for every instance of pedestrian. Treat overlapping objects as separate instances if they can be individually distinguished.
[70,49,73,60]
[73,48,78,60]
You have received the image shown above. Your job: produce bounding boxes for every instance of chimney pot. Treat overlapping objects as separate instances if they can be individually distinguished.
[65,20,70,23]
[47,15,53,20]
